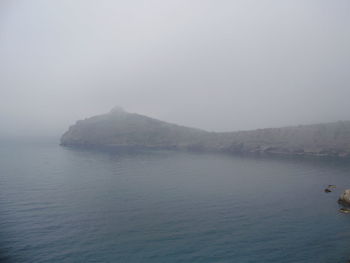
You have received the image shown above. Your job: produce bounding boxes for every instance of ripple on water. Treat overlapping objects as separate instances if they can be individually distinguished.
[1,145,350,262]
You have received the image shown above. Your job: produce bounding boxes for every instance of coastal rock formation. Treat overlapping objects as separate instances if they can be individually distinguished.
[61,107,350,158]
[338,190,350,206]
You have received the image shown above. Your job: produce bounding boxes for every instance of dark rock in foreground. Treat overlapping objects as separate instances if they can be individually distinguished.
[61,107,350,158]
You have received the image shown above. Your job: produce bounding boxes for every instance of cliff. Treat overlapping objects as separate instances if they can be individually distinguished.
[61,108,350,157]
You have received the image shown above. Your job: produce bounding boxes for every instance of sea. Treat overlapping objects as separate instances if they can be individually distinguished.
[1,140,350,263]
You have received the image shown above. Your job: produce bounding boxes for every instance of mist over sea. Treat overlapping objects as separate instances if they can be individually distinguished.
[1,1,350,262]
[1,140,350,263]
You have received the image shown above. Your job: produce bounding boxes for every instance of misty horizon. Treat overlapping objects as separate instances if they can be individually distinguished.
[1,0,350,138]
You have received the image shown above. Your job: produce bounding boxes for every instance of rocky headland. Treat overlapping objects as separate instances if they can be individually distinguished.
[61,107,350,158]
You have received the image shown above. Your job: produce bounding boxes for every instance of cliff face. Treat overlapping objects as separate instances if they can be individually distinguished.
[61,108,350,157]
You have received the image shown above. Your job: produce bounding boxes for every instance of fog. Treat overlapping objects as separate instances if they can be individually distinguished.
[1,0,350,138]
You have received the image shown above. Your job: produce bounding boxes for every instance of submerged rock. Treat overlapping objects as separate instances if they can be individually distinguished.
[339,208,350,214]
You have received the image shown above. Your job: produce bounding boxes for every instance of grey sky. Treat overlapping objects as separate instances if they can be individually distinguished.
[1,0,350,137]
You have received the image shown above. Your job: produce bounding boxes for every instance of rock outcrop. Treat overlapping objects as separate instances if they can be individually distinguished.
[61,107,350,158]
[338,190,350,206]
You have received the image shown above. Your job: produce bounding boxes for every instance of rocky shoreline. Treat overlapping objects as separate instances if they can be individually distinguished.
[61,107,350,158]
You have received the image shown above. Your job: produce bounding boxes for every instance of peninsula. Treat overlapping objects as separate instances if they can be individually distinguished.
[61,107,350,158]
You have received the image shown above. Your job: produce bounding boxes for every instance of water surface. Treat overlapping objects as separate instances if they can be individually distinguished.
[1,141,350,262]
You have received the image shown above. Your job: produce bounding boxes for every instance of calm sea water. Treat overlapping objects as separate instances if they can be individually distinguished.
[1,141,350,263]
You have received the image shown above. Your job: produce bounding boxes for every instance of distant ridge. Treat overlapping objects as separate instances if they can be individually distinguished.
[61,108,350,158]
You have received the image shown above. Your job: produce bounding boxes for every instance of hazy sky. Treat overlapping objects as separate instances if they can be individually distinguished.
[1,0,350,137]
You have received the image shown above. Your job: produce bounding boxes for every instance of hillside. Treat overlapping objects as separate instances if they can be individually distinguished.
[61,108,350,157]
